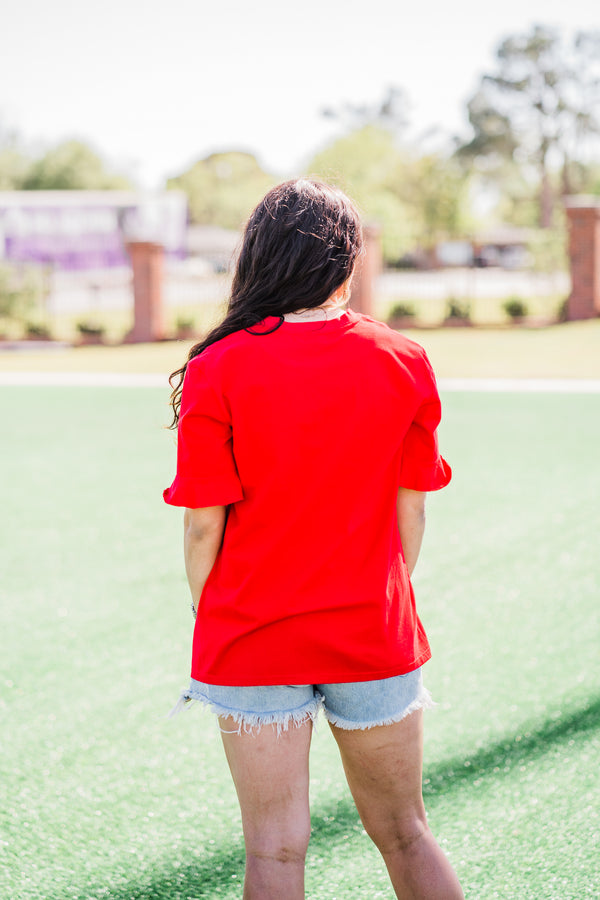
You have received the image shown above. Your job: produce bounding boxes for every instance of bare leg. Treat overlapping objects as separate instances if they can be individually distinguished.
[330,710,464,900]
[219,716,313,900]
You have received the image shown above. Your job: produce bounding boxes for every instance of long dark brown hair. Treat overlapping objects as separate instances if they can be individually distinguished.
[167,179,363,429]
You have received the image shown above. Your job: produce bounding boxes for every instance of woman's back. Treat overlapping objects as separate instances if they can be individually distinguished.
[165,309,450,685]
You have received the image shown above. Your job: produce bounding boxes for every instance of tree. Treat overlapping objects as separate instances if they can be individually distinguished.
[21,140,131,190]
[400,154,471,250]
[322,86,409,135]
[561,31,600,193]
[315,85,473,260]
[0,123,31,189]
[491,163,542,228]
[0,147,30,190]
[307,126,417,261]
[308,125,471,261]
[458,90,519,164]
[457,25,600,227]
[167,152,275,230]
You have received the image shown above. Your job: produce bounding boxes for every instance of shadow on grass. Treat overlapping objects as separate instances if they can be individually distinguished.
[59,695,600,899]
[421,693,600,800]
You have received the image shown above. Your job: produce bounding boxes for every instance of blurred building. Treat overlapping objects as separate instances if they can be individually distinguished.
[471,226,533,269]
[0,191,188,270]
[434,227,533,269]
[186,224,241,272]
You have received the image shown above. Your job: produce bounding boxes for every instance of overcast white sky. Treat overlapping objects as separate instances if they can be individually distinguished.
[1,0,598,188]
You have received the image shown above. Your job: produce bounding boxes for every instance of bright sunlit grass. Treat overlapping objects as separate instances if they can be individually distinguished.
[1,385,599,899]
[1,318,600,381]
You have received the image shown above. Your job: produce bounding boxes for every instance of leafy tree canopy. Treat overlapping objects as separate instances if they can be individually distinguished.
[308,126,415,260]
[0,123,31,189]
[401,153,471,248]
[322,86,409,135]
[0,148,31,190]
[20,140,131,190]
[167,151,275,230]
[308,125,470,259]
[457,24,600,226]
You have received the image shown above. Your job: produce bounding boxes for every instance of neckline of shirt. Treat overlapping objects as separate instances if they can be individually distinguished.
[283,306,347,323]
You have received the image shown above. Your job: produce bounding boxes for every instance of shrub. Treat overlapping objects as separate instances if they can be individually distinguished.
[503,297,529,321]
[25,322,52,339]
[388,302,416,320]
[527,225,568,273]
[76,321,105,337]
[445,298,471,321]
[556,297,570,322]
[0,264,40,323]
[175,316,195,332]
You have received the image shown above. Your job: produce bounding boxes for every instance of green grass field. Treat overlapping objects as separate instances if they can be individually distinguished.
[1,319,599,379]
[1,381,599,899]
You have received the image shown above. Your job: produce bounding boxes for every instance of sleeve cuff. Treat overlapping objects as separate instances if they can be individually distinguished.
[163,475,244,508]
[398,456,452,492]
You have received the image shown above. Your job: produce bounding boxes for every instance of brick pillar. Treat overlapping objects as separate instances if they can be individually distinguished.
[349,223,381,317]
[125,241,165,342]
[565,199,600,321]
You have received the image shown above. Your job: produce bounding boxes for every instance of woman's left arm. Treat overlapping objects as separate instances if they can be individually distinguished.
[184,506,227,613]
[396,488,427,577]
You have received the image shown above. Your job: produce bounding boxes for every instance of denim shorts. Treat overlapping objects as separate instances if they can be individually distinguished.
[169,667,433,734]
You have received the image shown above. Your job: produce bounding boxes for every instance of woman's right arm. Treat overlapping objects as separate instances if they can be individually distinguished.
[184,506,227,613]
[396,488,427,577]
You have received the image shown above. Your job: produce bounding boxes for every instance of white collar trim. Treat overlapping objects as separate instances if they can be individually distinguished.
[283,306,347,323]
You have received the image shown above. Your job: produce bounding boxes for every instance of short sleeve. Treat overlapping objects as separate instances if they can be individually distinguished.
[163,356,244,508]
[398,353,452,492]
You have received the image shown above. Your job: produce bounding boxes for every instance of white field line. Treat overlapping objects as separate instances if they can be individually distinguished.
[0,371,167,387]
[0,372,600,392]
[438,377,600,393]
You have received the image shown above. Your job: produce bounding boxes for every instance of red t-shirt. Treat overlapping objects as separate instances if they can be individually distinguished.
[164,309,451,685]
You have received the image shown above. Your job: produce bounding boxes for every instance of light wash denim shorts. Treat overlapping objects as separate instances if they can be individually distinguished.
[169,667,434,734]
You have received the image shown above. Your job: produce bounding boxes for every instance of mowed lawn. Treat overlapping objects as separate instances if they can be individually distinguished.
[1,319,600,379]
[1,382,599,899]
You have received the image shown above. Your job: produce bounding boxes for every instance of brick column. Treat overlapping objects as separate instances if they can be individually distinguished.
[349,223,381,317]
[565,198,600,321]
[125,241,165,342]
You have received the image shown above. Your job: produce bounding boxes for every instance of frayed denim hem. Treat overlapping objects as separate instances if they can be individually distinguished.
[322,685,436,731]
[168,686,322,736]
